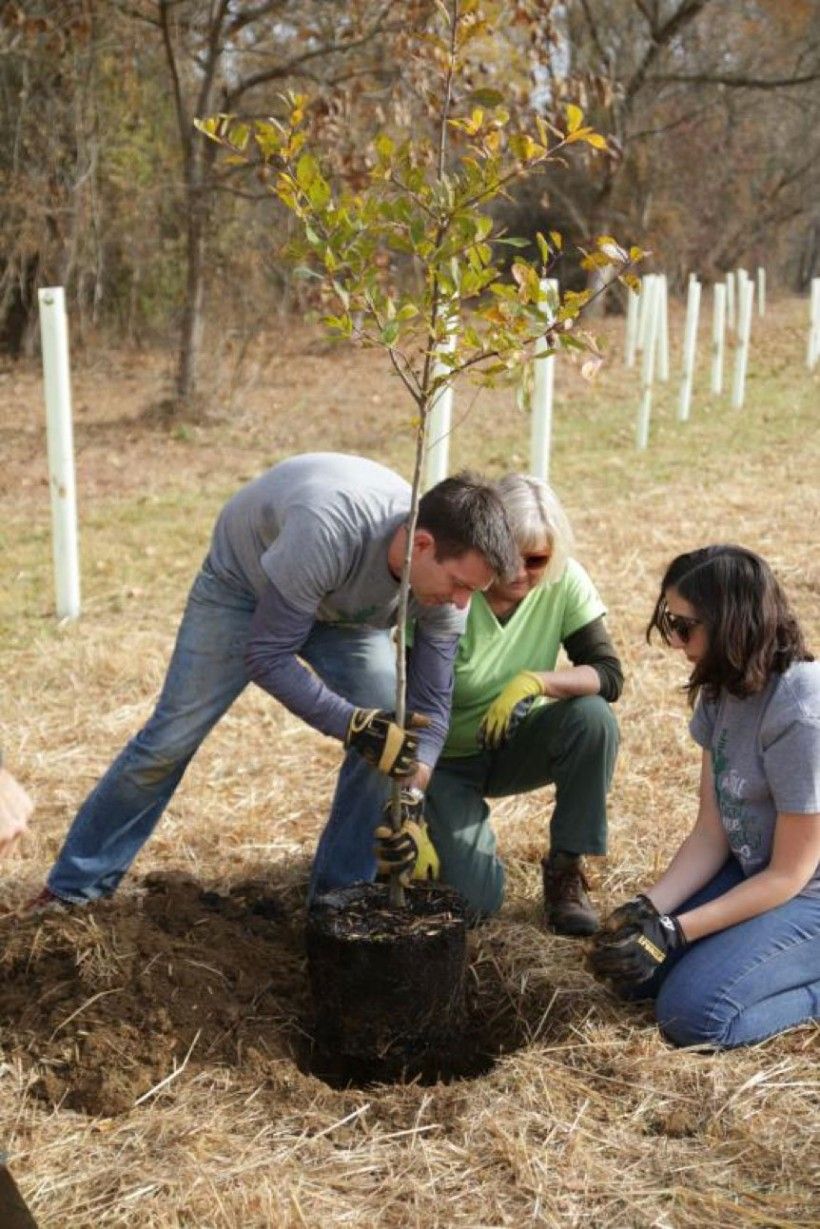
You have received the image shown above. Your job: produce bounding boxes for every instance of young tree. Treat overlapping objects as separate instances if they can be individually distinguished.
[200,0,639,903]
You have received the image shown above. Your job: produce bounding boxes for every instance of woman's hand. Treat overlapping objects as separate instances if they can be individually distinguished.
[478,671,544,749]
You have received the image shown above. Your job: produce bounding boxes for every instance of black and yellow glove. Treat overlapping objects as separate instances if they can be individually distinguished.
[588,911,687,987]
[478,671,544,750]
[345,708,431,778]
[601,893,659,934]
[374,788,440,885]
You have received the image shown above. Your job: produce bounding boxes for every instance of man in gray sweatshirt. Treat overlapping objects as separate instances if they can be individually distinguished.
[34,453,517,906]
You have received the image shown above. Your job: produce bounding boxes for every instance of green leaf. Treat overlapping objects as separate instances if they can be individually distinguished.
[467,88,505,107]
[296,153,319,189]
[308,177,331,209]
[332,280,350,308]
[381,320,400,345]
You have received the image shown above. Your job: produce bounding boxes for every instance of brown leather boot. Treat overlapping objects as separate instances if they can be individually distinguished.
[541,852,599,936]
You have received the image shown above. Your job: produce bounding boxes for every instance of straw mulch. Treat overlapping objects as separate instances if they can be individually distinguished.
[0,300,818,1226]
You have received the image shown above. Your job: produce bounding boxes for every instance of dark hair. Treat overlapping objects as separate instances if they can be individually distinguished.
[416,471,519,581]
[647,544,812,704]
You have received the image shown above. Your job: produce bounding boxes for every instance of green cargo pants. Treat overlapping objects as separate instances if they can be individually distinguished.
[424,694,619,917]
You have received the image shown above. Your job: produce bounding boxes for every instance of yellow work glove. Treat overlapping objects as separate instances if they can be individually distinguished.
[374,789,440,886]
[345,708,431,778]
[478,670,544,750]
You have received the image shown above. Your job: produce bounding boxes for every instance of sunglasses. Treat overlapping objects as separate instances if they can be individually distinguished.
[660,608,702,644]
[522,552,551,571]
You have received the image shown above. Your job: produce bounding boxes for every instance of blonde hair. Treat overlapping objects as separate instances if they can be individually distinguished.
[494,474,573,583]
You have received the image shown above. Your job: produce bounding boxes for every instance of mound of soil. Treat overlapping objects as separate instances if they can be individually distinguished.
[0,872,307,1117]
[0,873,543,1115]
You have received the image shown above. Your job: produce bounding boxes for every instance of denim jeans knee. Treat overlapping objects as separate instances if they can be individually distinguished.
[655,893,820,1049]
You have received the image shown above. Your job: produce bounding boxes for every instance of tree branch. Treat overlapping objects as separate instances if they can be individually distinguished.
[647,70,820,90]
[224,0,395,108]
[194,0,231,120]
[158,0,192,161]
[578,0,608,68]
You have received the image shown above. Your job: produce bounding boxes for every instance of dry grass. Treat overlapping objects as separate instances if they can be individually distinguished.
[0,297,818,1227]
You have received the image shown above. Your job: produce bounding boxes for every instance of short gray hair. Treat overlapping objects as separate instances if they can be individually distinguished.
[494,474,573,583]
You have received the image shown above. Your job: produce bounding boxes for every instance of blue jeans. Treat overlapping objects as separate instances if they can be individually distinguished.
[48,563,397,902]
[634,859,820,1048]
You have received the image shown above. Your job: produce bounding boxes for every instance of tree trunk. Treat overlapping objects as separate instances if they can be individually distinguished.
[797,221,819,292]
[176,186,207,402]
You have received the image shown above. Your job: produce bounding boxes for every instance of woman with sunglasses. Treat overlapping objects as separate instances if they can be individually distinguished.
[421,474,622,932]
[590,544,820,1048]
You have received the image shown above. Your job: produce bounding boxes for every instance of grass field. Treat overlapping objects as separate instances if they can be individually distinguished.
[0,296,818,1226]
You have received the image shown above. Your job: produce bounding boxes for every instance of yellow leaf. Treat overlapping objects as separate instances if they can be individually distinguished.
[565,126,594,144]
[566,103,583,134]
[583,132,609,150]
[549,230,563,251]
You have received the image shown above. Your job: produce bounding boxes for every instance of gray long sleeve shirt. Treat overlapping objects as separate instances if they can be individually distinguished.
[206,453,467,764]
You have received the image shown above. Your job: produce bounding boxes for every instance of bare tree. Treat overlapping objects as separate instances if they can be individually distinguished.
[119,0,416,406]
[524,0,820,289]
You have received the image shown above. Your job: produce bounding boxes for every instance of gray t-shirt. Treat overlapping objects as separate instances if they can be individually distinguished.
[690,661,820,898]
[209,452,464,637]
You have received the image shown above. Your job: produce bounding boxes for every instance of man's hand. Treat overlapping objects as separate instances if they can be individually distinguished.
[601,893,659,934]
[478,671,544,749]
[588,911,687,987]
[345,708,431,778]
[0,767,34,858]
[374,788,440,885]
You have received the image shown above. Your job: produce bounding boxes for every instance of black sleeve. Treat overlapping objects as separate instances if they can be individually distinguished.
[563,616,624,703]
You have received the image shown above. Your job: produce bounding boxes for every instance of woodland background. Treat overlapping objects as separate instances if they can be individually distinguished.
[2,0,819,406]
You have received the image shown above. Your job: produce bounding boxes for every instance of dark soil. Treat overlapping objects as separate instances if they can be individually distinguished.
[0,871,307,1117]
[0,873,530,1115]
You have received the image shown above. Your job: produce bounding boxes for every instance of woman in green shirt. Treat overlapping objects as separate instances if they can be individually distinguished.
[424,474,623,931]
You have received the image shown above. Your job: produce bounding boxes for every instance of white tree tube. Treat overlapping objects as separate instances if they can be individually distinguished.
[636,276,660,450]
[807,278,820,371]
[636,274,656,354]
[726,271,736,332]
[423,323,457,490]
[731,277,755,409]
[757,267,766,316]
[678,278,701,422]
[655,273,670,382]
[530,278,559,481]
[711,282,726,395]
[38,287,81,620]
[624,287,640,368]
